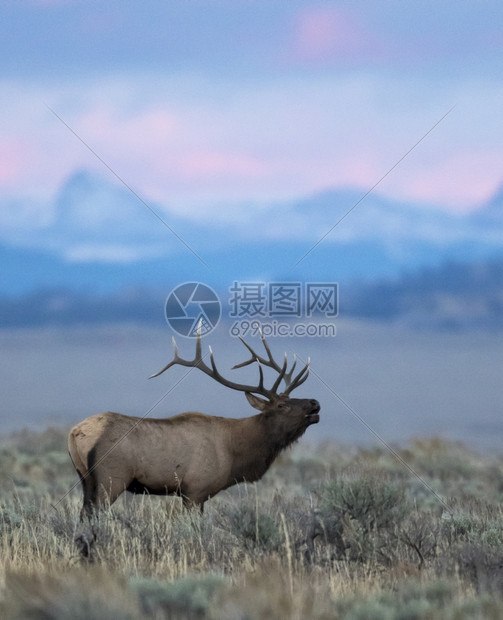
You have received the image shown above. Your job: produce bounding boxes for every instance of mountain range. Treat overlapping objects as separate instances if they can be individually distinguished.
[1,169,502,326]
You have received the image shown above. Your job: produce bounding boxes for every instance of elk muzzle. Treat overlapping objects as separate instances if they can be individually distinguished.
[306,399,321,424]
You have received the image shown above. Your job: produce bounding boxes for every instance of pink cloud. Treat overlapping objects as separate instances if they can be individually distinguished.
[289,6,370,63]
[389,150,503,212]
[71,105,272,201]
[78,107,178,150]
[0,140,26,189]
[58,104,503,212]
[12,79,499,216]
[176,151,267,181]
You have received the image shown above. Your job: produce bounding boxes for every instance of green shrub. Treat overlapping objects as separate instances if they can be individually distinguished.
[452,543,503,594]
[336,580,456,620]
[398,512,440,566]
[314,474,410,563]
[319,475,408,530]
[133,574,224,619]
[1,429,503,619]
[1,569,141,620]
[223,504,282,552]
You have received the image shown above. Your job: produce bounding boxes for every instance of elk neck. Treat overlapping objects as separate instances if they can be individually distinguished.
[228,411,304,483]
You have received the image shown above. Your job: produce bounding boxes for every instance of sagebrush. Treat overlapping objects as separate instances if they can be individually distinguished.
[1,429,502,619]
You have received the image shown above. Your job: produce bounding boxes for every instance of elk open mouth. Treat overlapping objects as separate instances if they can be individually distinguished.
[306,404,320,424]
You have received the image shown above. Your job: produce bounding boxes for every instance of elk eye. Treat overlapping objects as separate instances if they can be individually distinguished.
[277,402,285,409]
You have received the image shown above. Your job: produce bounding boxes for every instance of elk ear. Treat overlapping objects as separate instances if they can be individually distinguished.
[245,392,268,411]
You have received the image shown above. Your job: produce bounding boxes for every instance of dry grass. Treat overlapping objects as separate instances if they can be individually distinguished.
[1,429,503,618]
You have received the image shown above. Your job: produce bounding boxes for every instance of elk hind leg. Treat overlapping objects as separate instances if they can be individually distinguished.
[79,470,125,519]
[79,470,99,521]
[182,494,205,514]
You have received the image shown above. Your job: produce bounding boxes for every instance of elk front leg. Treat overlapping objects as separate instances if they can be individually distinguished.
[182,494,205,514]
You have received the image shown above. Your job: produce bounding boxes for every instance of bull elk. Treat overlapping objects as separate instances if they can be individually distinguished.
[68,332,320,517]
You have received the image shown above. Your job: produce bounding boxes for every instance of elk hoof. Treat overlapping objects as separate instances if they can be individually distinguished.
[75,532,95,561]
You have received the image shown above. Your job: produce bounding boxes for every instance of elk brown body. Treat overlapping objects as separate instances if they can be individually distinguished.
[68,333,320,517]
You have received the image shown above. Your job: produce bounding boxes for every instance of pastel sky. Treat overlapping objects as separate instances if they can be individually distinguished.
[1,0,502,218]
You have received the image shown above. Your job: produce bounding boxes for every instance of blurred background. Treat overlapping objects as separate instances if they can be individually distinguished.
[0,1,502,448]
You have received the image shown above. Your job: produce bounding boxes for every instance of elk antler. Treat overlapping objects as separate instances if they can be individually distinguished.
[150,324,309,399]
[232,329,310,396]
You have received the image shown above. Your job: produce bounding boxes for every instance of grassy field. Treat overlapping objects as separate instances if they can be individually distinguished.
[1,428,503,619]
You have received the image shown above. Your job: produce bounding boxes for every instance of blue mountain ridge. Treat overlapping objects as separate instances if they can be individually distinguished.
[1,169,502,298]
